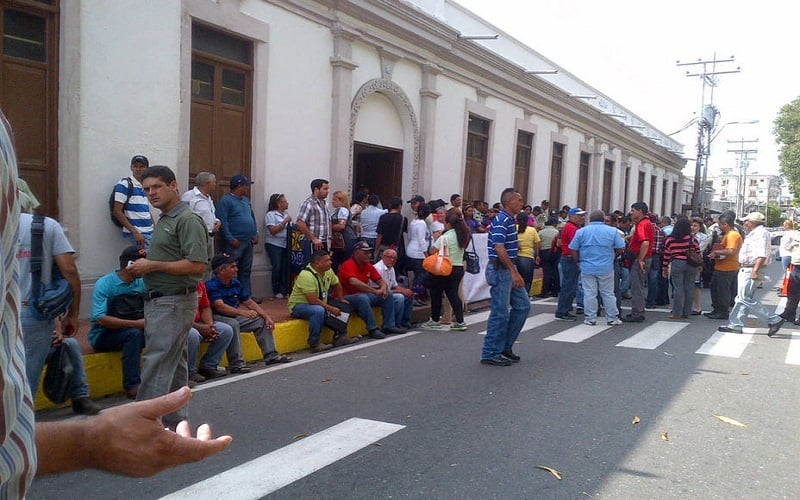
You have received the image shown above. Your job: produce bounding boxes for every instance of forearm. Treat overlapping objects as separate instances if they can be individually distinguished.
[98,316,144,330]
[638,241,650,260]
[296,220,316,241]
[493,244,520,274]
[36,420,91,475]
[347,278,377,294]
[150,259,206,276]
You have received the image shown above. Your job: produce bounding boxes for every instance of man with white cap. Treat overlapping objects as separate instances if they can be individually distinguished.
[718,212,784,336]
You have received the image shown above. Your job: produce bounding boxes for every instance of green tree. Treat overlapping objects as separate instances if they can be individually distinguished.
[774,97,800,204]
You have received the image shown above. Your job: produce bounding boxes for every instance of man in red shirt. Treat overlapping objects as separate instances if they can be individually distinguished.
[338,241,405,338]
[623,201,655,322]
[555,208,586,320]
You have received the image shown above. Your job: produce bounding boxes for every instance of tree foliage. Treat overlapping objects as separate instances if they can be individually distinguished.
[774,97,800,203]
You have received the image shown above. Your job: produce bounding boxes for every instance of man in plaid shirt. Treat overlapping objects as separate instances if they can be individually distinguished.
[296,178,330,266]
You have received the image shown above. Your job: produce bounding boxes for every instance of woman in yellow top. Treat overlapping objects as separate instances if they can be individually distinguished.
[515,212,541,298]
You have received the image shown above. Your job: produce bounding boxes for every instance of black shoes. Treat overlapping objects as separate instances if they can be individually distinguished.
[198,367,227,380]
[555,313,577,321]
[704,312,728,320]
[501,350,521,363]
[230,365,252,374]
[768,319,785,337]
[368,329,386,339]
[333,335,357,347]
[382,326,407,335]
[72,397,101,415]
[718,325,743,333]
[310,342,333,353]
[481,355,512,366]
[621,314,645,323]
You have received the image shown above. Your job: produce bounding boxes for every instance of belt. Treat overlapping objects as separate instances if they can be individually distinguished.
[146,287,195,300]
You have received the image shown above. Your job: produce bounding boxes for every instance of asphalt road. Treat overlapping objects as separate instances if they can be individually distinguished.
[30,261,799,499]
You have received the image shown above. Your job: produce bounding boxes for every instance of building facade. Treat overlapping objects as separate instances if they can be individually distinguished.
[1,0,685,309]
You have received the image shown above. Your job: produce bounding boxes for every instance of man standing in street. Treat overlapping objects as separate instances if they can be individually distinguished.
[719,212,784,335]
[569,210,626,326]
[297,178,331,265]
[216,174,258,297]
[555,207,587,321]
[623,202,654,322]
[182,171,221,259]
[706,211,742,320]
[127,165,208,429]
[112,154,154,247]
[481,188,531,366]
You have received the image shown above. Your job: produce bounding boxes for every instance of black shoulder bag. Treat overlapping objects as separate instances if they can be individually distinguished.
[30,215,74,320]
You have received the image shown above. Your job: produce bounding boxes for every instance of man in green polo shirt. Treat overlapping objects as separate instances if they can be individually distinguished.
[288,250,355,352]
[127,165,208,428]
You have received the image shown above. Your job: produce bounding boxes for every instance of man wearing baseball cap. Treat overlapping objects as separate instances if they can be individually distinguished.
[719,212,784,335]
[217,174,258,297]
[112,154,154,247]
[555,207,586,321]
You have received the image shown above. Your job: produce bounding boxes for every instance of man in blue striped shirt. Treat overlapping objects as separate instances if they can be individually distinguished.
[481,188,531,366]
[113,154,155,247]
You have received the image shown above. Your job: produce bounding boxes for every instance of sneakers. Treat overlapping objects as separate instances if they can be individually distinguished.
[310,341,333,353]
[555,313,577,321]
[575,308,584,315]
[421,319,442,330]
[607,318,623,326]
[368,329,387,339]
[501,350,520,362]
[583,320,597,326]
[198,367,226,380]
[718,325,743,333]
[449,321,468,331]
[480,354,512,366]
[71,397,101,415]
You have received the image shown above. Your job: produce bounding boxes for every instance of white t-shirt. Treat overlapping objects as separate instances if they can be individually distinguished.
[406,219,429,259]
[17,213,74,301]
[264,210,288,248]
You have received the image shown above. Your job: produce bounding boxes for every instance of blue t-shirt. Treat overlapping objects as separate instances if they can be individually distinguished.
[487,209,518,259]
[205,275,249,311]
[89,270,145,345]
[217,192,257,242]
[568,221,625,276]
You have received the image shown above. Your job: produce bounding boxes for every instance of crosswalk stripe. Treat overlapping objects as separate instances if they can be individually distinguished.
[616,321,688,350]
[474,313,555,336]
[544,322,612,343]
[773,296,787,316]
[465,309,493,324]
[160,418,405,499]
[695,331,753,358]
[786,332,800,365]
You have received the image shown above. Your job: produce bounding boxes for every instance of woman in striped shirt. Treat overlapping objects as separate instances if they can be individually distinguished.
[662,216,700,319]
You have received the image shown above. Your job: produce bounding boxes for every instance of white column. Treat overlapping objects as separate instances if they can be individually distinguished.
[417,63,441,197]
[654,169,665,215]
[329,24,359,190]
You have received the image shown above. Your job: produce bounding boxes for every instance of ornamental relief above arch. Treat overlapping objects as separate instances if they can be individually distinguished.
[349,78,420,193]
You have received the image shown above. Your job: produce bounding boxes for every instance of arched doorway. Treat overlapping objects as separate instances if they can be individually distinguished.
[349,78,419,206]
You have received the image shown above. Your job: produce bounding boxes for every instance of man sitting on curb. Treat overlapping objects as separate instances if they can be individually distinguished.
[371,248,414,329]
[187,281,235,385]
[288,250,356,352]
[89,246,147,399]
[206,253,292,365]
[337,241,406,338]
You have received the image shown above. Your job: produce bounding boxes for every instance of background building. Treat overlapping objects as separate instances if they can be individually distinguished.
[1,0,685,310]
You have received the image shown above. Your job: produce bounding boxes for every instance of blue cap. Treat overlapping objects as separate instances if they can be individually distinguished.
[230,174,254,188]
[568,207,586,216]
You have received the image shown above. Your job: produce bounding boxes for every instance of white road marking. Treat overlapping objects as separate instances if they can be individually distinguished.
[695,331,754,358]
[465,309,493,324]
[475,313,555,336]
[786,332,800,365]
[161,418,405,500]
[544,322,612,343]
[616,321,688,350]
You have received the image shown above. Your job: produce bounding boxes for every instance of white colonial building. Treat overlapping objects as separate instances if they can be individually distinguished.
[2,0,685,310]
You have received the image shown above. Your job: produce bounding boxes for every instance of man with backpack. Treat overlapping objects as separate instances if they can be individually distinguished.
[111,155,154,247]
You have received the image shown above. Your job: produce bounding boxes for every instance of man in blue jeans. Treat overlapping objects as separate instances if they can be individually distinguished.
[555,208,587,320]
[288,250,356,352]
[217,174,258,297]
[90,246,148,399]
[481,188,531,366]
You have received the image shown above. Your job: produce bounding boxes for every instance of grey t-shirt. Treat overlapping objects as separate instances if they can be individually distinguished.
[17,213,74,301]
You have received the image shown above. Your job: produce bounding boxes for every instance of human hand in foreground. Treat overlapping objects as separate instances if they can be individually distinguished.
[36,386,232,477]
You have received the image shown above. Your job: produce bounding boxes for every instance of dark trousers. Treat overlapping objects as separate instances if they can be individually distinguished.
[516,256,535,297]
[710,269,737,316]
[540,249,560,295]
[781,266,800,320]
[429,266,465,323]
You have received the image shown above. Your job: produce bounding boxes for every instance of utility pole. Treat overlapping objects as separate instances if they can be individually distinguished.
[677,55,740,213]
[727,138,758,217]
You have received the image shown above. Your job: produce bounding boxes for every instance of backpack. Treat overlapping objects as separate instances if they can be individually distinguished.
[109,177,134,227]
